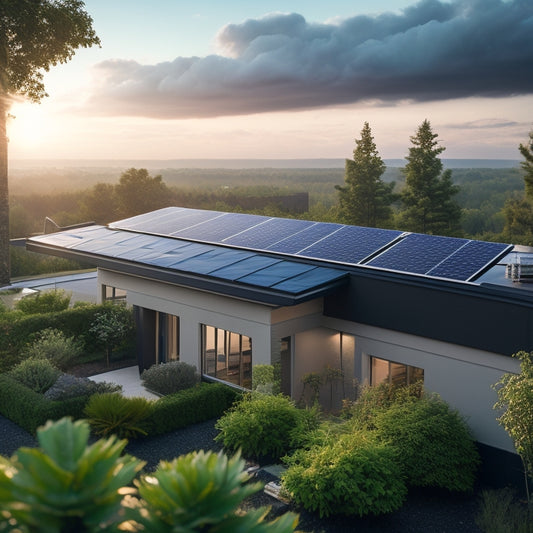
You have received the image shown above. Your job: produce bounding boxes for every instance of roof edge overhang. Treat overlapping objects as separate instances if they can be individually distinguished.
[26,239,349,307]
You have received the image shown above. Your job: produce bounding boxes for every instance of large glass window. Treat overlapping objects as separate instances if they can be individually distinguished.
[370,356,424,387]
[156,312,179,363]
[201,324,252,389]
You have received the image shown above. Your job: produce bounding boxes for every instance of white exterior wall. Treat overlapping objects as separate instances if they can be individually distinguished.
[98,269,274,368]
[322,316,520,453]
[98,268,520,454]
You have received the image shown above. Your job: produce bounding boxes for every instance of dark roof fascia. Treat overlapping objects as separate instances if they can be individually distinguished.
[339,262,533,309]
[26,239,349,307]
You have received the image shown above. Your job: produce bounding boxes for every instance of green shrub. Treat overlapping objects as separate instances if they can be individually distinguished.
[0,375,90,434]
[0,304,135,372]
[252,363,281,395]
[44,373,122,401]
[0,417,144,532]
[128,450,299,532]
[215,393,320,461]
[373,393,480,492]
[145,382,241,436]
[84,392,154,439]
[282,431,407,518]
[476,488,533,533]
[141,361,199,395]
[21,327,83,370]
[14,288,71,314]
[342,381,423,429]
[7,358,62,394]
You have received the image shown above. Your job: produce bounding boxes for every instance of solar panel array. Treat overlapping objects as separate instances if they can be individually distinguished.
[109,207,512,282]
[30,225,348,296]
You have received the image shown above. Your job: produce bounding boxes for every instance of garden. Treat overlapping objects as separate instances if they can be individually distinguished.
[0,289,532,531]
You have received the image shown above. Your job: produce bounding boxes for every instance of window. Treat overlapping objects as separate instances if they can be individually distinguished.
[156,312,179,363]
[370,356,424,387]
[103,284,127,304]
[201,324,252,389]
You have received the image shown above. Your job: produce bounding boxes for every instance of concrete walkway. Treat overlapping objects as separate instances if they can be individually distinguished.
[90,365,159,400]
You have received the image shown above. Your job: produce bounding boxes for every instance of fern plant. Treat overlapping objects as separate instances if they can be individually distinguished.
[127,449,299,532]
[84,392,154,439]
[0,417,144,532]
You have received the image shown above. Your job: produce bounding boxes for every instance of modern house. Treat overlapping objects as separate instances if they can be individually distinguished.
[27,206,533,485]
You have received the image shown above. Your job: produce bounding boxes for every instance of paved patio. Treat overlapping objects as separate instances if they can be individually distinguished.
[90,365,159,400]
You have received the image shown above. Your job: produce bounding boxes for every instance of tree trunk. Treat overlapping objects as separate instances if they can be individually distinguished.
[0,98,9,286]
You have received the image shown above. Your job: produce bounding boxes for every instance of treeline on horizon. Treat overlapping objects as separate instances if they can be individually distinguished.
[8,164,526,244]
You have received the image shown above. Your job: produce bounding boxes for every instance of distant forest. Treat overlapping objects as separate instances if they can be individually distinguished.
[8,164,525,244]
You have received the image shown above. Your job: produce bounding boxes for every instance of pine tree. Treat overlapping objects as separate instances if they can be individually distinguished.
[336,122,395,228]
[519,130,533,201]
[399,120,461,235]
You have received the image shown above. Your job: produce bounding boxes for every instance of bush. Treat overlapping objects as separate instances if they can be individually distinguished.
[15,289,71,314]
[21,327,83,370]
[215,393,320,461]
[0,375,89,434]
[7,358,62,394]
[282,431,407,518]
[145,383,241,436]
[252,363,281,395]
[476,488,533,533]
[84,392,154,439]
[373,393,480,492]
[44,373,122,401]
[141,361,199,395]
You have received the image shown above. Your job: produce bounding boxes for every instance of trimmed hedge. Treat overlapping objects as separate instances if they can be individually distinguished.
[0,375,89,434]
[145,383,241,437]
[0,304,135,372]
[0,376,240,438]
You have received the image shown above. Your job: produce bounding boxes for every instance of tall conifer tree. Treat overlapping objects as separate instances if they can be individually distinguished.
[336,122,395,228]
[399,120,461,235]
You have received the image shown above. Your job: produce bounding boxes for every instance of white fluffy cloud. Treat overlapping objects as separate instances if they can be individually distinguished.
[85,0,533,118]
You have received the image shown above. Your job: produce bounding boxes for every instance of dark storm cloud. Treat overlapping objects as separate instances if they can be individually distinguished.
[86,0,533,118]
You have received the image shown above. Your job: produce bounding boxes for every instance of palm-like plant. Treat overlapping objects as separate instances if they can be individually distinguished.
[127,449,299,532]
[0,417,144,532]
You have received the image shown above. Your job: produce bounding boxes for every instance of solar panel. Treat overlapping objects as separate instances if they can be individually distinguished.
[299,226,402,264]
[165,248,253,275]
[267,222,342,254]
[236,261,315,288]
[367,234,465,274]
[106,207,511,283]
[209,255,282,281]
[173,212,269,242]
[272,267,347,293]
[427,240,512,281]
[223,218,313,249]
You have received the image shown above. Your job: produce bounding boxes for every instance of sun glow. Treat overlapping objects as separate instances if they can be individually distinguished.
[8,103,51,153]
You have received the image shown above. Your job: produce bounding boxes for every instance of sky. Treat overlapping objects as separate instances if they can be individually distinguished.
[7,0,533,162]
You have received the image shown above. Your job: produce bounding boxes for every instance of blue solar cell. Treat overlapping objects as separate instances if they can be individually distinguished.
[427,240,512,280]
[110,207,188,232]
[236,261,315,288]
[142,242,214,267]
[267,222,342,254]
[166,248,254,275]
[209,256,281,281]
[272,267,348,293]
[367,234,466,274]
[173,212,269,242]
[223,218,313,249]
[299,226,402,264]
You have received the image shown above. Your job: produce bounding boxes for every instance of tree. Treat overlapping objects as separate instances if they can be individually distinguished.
[399,120,461,235]
[493,351,533,501]
[115,168,174,218]
[502,130,533,244]
[0,1,100,286]
[519,130,533,201]
[336,122,395,228]
[79,182,118,224]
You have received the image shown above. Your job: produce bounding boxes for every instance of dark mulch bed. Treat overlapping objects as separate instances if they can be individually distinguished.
[68,356,138,377]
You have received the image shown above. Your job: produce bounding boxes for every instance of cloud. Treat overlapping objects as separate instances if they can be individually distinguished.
[85,0,533,119]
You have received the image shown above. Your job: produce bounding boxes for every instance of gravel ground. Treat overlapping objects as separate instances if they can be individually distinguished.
[0,414,484,532]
